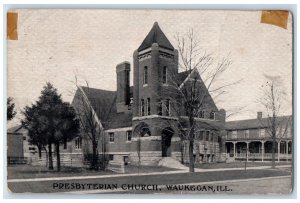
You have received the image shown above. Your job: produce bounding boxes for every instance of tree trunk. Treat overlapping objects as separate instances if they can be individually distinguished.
[271,136,276,169]
[92,141,98,170]
[180,141,184,164]
[38,145,42,158]
[48,142,53,170]
[102,133,106,170]
[56,142,61,172]
[189,139,195,172]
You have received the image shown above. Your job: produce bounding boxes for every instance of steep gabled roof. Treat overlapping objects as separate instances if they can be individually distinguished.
[178,68,219,111]
[176,70,191,85]
[225,115,292,130]
[73,86,132,130]
[138,22,174,52]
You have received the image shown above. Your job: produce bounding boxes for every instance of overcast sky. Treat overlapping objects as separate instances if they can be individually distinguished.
[7,9,293,127]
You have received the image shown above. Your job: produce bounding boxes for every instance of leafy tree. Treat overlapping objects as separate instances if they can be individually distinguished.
[7,97,17,121]
[22,83,80,171]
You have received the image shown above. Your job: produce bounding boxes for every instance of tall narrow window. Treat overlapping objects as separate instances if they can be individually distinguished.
[210,111,215,120]
[232,131,237,139]
[259,128,265,138]
[244,129,249,138]
[199,110,205,118]
[126,131,132,141]
[109,132,114,143]
[158,100,163,116]
[147,98,151,115]
[143,66,148,85]
[75,137,82,149]
[141,99,145,116]
[162,66,167,84]
[199,131,204,140]
[206,131,210,141]
[63,139,67,149]
[210,132,214,141]
[165,99,170,116]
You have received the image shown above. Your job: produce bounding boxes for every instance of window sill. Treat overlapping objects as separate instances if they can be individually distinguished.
[143,84,148,87]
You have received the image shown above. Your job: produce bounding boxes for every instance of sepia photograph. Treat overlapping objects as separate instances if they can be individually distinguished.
[6,9,293,195]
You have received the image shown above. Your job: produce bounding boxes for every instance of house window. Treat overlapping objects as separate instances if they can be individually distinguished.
[210,133,214,141]
[259,128,265,138]
[141,99,145,116]
[29,147,36,151]
[218,136,221,143]
[75,137,82,149]
[158,100,163,116]
[206,131,210,141]
[109,133,114,142]
[232,131,237,139]
[162,66,167,84]
[199,111,205,118]
[126,131,132,141]
[165,99,170,116]
[209,111,216,120]
[109,154,114,161]
[23,136,26,140]
[63,139,67,149]
[244,129,249,138]
[143,66,148,85]
[147,98,151,115]
[199,131,204,140]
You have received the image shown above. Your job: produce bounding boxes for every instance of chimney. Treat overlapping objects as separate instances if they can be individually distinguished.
[116,61,130,113]
[219,109,226,123]
[257,112,262,119]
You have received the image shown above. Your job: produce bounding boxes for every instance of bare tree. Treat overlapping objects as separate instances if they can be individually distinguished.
[258,75,292,169]
[73,77,114,170]
[157,29,237,172]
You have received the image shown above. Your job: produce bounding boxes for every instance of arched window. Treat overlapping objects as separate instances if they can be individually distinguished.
[141,127,151,137]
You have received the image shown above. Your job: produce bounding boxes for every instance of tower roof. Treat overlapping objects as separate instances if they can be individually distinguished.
[137,22,174,52]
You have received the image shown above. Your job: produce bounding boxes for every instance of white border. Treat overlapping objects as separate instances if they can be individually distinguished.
[1,1,298,202]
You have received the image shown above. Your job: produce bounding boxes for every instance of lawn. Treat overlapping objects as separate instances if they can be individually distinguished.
[193,161,291,169]
[7,164,178,179]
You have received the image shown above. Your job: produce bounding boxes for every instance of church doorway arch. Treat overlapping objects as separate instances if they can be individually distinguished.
[161,127,174,157]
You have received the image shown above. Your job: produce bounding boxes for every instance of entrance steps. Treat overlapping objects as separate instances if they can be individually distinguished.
[158,157,188,170]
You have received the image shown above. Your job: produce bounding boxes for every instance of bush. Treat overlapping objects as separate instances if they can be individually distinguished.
[83,153,109,170]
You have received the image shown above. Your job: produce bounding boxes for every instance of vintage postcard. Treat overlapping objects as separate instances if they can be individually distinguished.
[6,9,293,195]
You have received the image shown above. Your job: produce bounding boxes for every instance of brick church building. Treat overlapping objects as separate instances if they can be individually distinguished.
[72,22,227,166]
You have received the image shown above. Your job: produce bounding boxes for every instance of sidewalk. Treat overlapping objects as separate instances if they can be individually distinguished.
[7,164,291,183]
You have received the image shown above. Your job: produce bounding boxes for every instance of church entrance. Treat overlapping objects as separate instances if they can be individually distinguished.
[161,127,174,157]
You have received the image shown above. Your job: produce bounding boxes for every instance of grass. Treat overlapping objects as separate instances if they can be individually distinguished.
[7,164,178,179]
